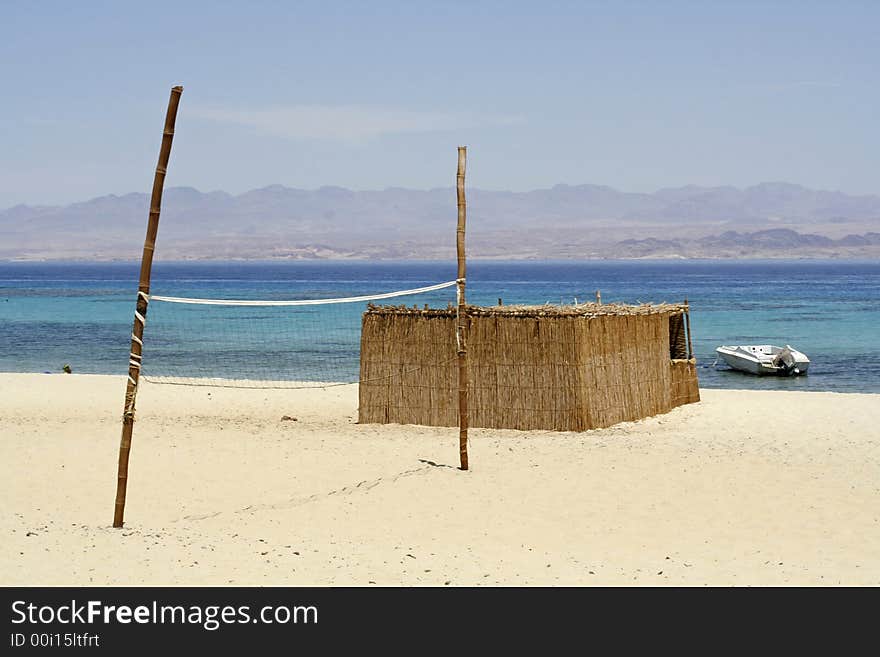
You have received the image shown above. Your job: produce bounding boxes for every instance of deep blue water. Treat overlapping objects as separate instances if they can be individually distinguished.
[1,260,878,392]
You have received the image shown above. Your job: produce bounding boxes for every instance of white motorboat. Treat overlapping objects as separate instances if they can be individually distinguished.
[715,344,810,376]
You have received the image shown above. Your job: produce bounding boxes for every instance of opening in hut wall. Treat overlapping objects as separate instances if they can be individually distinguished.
[359,302,700,432]
[668,312,688,360]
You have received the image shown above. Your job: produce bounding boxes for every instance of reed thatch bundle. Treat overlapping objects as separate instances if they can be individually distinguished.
[359,303,699,432]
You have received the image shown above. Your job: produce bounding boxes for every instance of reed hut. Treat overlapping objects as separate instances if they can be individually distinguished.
[359,302,699,432]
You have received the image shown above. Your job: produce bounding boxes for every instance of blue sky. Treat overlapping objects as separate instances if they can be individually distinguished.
[2,1,878,207]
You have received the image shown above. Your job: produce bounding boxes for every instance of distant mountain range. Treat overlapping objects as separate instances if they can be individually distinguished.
[2,182,879,260]
[616,229,880,259]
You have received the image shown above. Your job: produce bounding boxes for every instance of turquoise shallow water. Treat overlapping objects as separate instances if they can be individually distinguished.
[1,260,878,392]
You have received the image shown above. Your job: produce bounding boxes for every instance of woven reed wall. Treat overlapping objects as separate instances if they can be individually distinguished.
[359,306,700,432]
[359,311,459,427]
[670,359,701,407]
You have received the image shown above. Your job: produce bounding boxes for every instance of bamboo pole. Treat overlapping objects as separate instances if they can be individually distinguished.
[113,86,183,528]
[456,146,469,471]
[684,297,694,360]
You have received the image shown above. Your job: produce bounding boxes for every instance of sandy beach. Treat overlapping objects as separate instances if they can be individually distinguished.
[1,372,878,586]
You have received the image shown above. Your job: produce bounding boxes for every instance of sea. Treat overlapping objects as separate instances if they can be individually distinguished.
[1,259,878,393]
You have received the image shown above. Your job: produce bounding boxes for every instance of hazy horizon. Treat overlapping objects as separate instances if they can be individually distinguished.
[6,179,880,212]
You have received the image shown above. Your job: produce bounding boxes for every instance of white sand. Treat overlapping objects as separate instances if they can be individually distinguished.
[1,373,878,586]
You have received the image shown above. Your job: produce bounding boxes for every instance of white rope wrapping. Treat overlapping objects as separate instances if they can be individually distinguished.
[126,291,151,392]
[147,280,457,307]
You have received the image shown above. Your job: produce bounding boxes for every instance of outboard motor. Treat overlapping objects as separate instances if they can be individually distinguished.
[772,345,798,375]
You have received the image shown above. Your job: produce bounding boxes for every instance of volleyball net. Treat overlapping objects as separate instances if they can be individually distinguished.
[139,280,458,389]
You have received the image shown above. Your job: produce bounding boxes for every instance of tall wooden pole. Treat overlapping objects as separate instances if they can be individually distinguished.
[113,86,183,528]
[456,146,469,471]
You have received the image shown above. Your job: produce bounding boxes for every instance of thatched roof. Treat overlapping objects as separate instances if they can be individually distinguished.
[365,302,689,318]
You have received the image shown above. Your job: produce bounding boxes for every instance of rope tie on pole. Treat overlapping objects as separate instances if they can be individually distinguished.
[125,291,150,406]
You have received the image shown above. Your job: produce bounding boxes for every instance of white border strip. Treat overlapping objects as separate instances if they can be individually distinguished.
[149,280,457,306]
